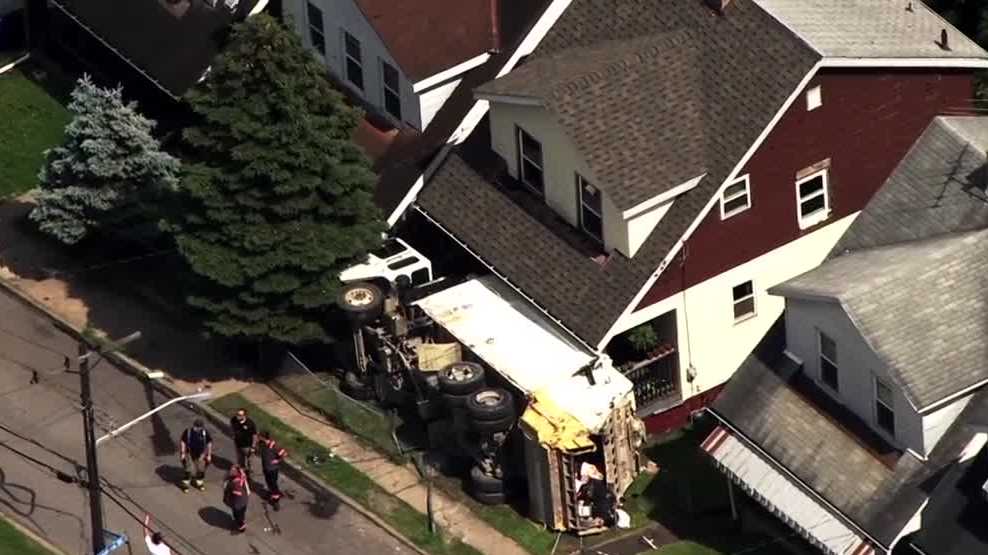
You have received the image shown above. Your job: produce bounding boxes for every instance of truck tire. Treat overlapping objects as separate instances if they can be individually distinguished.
[442,392,470,409]
[470,465,504,493]
[466,388,514,421]
[341,370,373,401]
[471,414,515,434]
[337,282,384,325]
[471,489,507,505]
[438,362,485,395]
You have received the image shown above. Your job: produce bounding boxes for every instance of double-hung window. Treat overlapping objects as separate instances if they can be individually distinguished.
[732,281,756,322]
[577,174,602,241]
[720,174,751,219]
[343,31,364,90]
[306,2,326,56]
[819,331,839,392]
[875,378,895,435]
[381,60,401,120]
[517,127,544,195]
[796,168,830,229]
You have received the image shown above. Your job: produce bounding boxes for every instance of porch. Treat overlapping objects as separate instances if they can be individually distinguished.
[608,310,683,416]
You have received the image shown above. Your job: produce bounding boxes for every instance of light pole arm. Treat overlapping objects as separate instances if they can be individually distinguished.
[96,392,212,446]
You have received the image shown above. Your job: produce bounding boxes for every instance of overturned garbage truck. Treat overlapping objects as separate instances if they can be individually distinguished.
[335,238,645,534]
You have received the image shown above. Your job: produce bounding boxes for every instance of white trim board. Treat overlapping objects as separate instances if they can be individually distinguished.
[622,173,705,220]
[385,0,574,226]
[596,60,825,351]
[474,92,543,107]
[822,57,988,69]
[413,53,491,93]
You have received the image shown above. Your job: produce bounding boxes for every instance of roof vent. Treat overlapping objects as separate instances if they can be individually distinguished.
[705,0,732,14]
[938,28,951,51]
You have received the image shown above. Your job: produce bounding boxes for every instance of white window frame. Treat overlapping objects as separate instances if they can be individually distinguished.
[577,173,603,241]
[720,174,751,219]
[380,59,401,120]
[806,85,823,111]
[517,127,544,195]
[342,30,363,91]
[795,168,830,230]
[818,331,839,393]
[874,376,896,436]
[305,1,326,57]
[731,280,756,323]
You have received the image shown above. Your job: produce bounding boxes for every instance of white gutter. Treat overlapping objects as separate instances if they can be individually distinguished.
[413,52,491,93]
[621,173,705,220]
[821,57,988,69]
[473,92,543,107]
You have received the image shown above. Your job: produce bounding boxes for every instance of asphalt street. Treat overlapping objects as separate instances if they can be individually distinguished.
[0,288,406,555]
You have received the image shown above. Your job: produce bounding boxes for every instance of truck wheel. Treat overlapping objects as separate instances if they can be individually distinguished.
[466,388,514,421]
[337,282,384,325]
[470,465,504,493]
[438,362,485,395]
[442,392,470,409]
[471,414,515,434]
[341,371,373,401]
[471,489,507,505]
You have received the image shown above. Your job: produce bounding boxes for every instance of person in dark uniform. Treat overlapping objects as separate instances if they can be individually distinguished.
[179,419,212,492]
[257,430,287,510]
[229,408,257,473]
[223,465,250,532]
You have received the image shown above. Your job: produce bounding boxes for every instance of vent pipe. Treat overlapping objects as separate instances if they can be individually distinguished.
[705,0,732,15]
[939,28,951,51]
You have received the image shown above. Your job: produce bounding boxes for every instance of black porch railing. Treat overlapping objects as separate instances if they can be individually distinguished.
[622,344,679,407]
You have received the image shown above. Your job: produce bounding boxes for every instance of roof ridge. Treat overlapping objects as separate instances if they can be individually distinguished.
[552,30,696,98]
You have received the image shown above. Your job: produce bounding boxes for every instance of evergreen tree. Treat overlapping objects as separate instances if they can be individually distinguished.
[30,75,180,245]
[169,14,383,345]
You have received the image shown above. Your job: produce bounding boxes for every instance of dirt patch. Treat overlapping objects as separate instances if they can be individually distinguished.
[368,488,401,516]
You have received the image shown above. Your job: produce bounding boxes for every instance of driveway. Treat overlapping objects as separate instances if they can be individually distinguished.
[0,287,406,555]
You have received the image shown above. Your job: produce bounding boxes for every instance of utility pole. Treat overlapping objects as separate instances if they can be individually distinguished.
[76,331,141,555]
[80,341,105,554]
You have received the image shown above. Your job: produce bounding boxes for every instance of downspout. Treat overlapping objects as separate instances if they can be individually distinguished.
[490,0,501,53]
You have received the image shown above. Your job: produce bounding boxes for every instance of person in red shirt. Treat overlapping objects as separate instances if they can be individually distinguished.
[257,430,287,510]
[222,465,250,532]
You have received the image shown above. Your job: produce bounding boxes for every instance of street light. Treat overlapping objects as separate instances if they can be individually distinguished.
[95,392,213,446]
[77,330,141,555]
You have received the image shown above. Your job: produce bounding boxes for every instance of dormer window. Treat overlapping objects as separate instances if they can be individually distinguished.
[875,377,895,435]
[344,31,364,90]
[517,127,544,195]
[577,174,602,241]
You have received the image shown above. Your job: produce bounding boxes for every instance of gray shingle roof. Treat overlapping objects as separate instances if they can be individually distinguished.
[833,116,988,255]
[476,32,709,210]
[712,322,988,546]
[756,0,988,60]
[772,230,988,409]
[415,0,818,346]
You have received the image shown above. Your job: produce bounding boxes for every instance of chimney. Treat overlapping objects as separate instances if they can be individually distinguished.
[706,0,732,14]
[490,0,501,53]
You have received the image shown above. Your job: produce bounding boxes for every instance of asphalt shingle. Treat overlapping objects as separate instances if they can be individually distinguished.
[416,0,819,346]
[773,230,988,409]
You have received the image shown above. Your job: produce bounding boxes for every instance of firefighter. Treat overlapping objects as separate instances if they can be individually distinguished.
[257,430,287,510]
[223,464,251,533]
[179,419,212,492]
[229,408,257,473]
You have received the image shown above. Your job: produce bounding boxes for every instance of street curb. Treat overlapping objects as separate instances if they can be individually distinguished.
[0,279,431,555]
[0,510,68,555]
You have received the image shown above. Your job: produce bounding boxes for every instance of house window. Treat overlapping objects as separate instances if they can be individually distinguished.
[343,31,363,90]
[796,168,830,229]
[875,378,895,435]
[720,174,751,219]
[819,331,838,392]
[306,2,326,56]
[806,85,823,111]
[577,174,602,241]
[517,127,544,195]
[381,60,401,120]
[731,281,755,322]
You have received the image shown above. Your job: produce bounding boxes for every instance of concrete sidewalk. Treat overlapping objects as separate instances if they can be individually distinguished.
[232,384,532,555]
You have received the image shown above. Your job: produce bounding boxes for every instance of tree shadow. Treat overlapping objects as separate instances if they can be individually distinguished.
[198,506,233,530]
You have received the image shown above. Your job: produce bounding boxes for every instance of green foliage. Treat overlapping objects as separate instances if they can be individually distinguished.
[626,324,659,354]
[169,15,383,344]
[0,517,56,555]
[29,75,179,244]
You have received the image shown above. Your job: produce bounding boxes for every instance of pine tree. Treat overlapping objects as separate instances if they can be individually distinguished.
[30,75,180,245]
[169,14,383,345]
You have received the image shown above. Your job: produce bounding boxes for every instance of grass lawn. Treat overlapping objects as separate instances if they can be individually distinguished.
[0,68,70,198]
[212,393,481,555]
[0,516,56,555]
[644,542,720,555]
